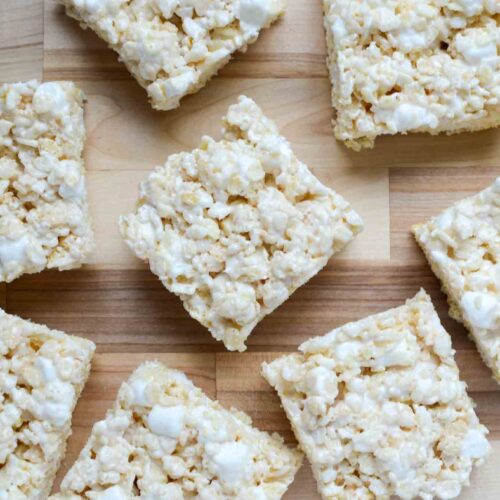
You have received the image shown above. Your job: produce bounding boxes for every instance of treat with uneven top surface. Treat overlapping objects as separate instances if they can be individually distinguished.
[323,0,500,150]
[0,80,94,283]
[119,96,363,351]
[0,309,95,499]
[59,0,286,110]
[413,178,500,384]
[51,360,302,499]
[262,290,490,500]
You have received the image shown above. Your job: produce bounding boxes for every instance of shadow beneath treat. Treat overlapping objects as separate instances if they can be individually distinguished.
[338,127,500,169]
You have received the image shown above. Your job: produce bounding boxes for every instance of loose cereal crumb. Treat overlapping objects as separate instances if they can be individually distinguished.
[323,0,500,150]
[0,308,95,499]
[413,178,500,384]
[59,0,286,110]
[262,290,490,499]
[119,96,363,351]
[0,80,94,283]
[51,361,302,499]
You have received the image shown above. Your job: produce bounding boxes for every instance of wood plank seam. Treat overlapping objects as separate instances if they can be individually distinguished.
[42,0,46,80]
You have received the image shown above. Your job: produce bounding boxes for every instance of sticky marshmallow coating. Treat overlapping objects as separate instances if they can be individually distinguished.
[413,178,500,384]
[0,80,94,283]
[51,361,302,499]
[0,309,95,499]
[59,0,286,110]
[119,96,363,351]
[262,290,490,500]
[323,0,500,150]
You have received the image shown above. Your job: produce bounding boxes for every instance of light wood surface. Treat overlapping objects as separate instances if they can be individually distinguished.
[1,1,499,498]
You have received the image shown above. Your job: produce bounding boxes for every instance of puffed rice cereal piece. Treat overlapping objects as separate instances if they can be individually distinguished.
[323,0,500,150]
[0,80,94,283]
[413,178,500,384]
[0,308,95,499]
[59,0,286,110]
[119,96,363,351]
[262,290,490,500]
[50,360,302,499]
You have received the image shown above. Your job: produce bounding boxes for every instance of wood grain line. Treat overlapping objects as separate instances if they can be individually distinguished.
[1,42,41,51]
[4,263,496,361]
[0,0,43,82]
[43,49,329,81]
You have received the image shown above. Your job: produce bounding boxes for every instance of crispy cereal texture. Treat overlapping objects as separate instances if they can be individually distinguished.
[119,96,363,351]
[0,309,95,499]
[51,361,302,499]
[413,178,500,384]
[262,290,490,500]
[0,80,94,283]
[59,0,286,110]
[323,0,500,150]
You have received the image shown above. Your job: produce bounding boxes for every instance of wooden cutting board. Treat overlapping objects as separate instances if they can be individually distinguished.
[1,1,499,497]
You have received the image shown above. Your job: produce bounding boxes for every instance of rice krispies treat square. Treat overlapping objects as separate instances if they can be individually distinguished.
[0,309,95,499]
[323,0,500,150]
[51,360,302,499]
[119,96,363,352]
[0,80,95,283]
[262,290,491,500]
[59,0,285,111]
[413,178,500,384]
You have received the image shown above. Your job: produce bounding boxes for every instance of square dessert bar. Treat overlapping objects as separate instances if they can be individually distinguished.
[323,0,500,150]
[262,290,490,499]
[0,80,94,283]
[60,0,285,110]
[0,309,95,499]
[413,178,500,383]
[51,361,302,499]
[120,96,363,351]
